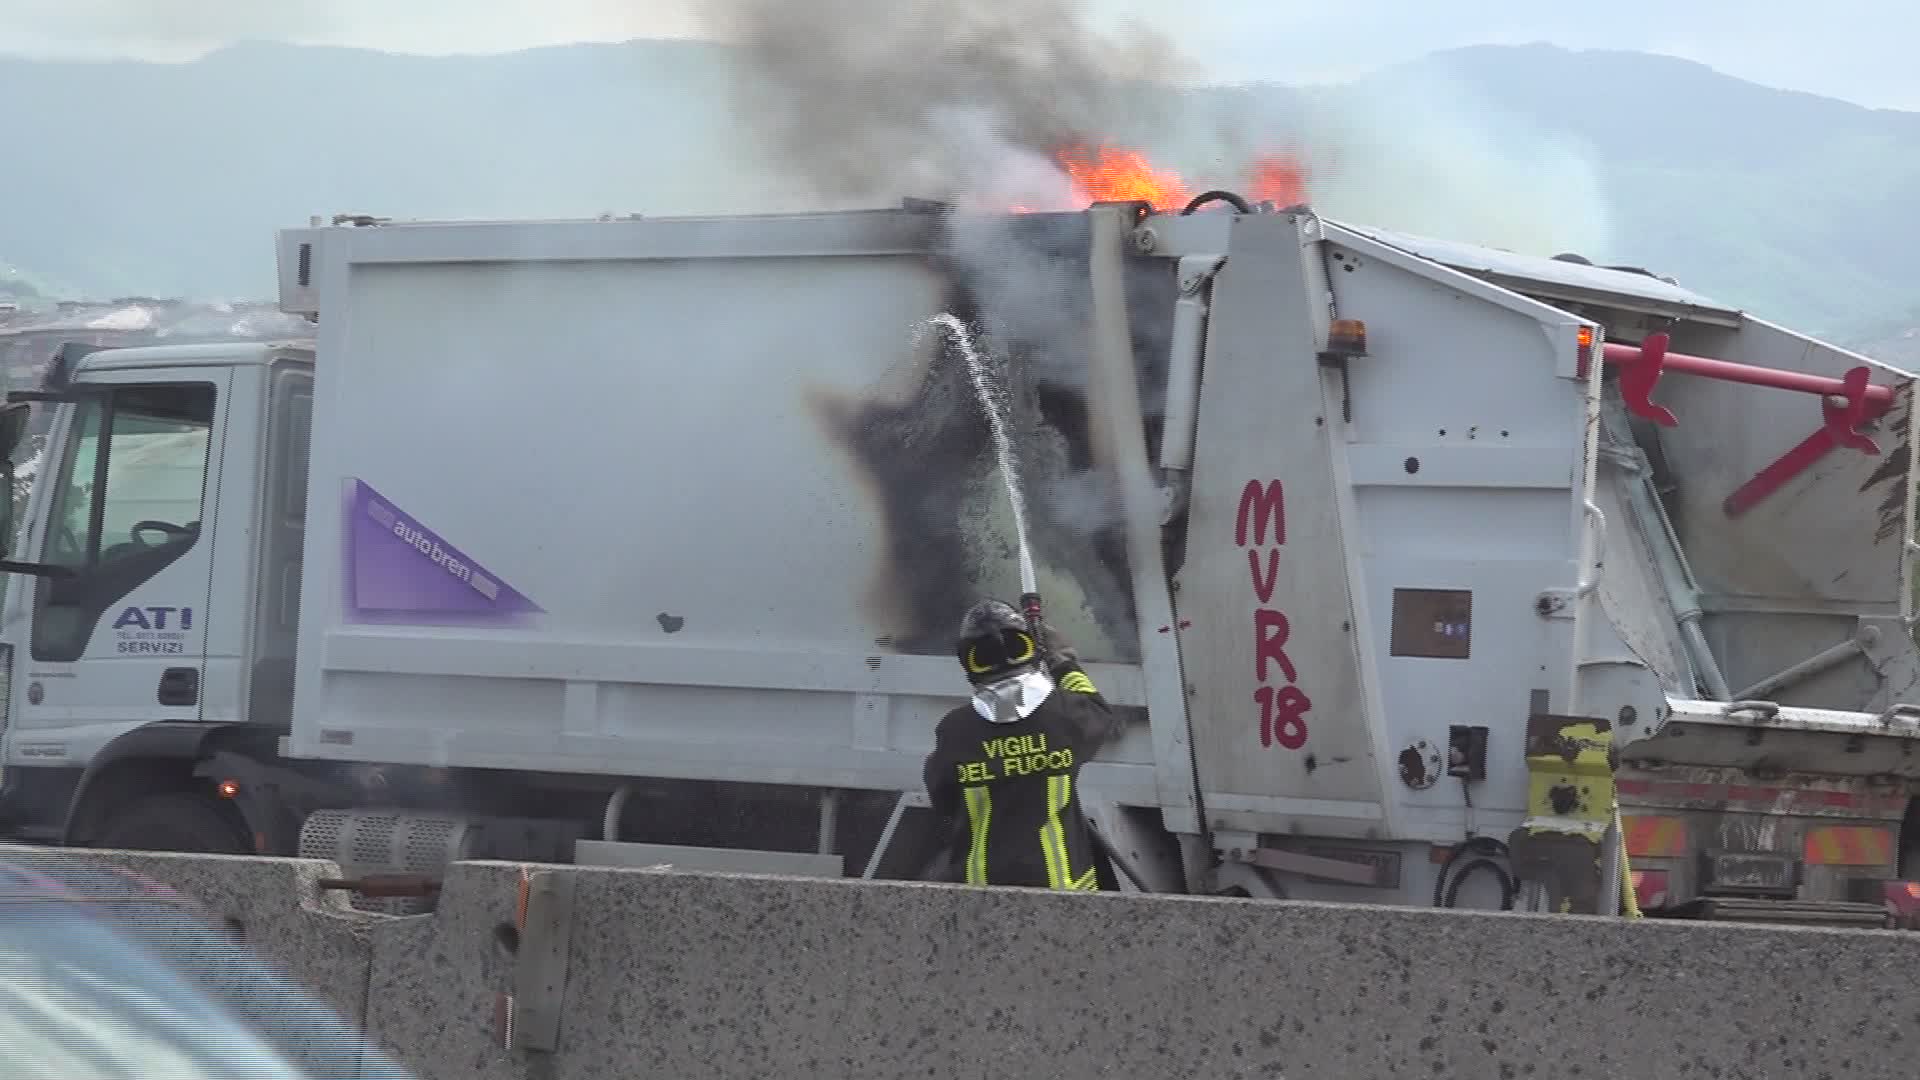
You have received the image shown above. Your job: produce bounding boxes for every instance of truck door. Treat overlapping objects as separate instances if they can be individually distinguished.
[12,372,226,756]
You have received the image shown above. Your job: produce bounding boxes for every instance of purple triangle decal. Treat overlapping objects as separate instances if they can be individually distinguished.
[344,479,543,626]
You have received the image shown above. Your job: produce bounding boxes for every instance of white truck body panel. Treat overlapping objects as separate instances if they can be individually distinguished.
[281,213,1165,805]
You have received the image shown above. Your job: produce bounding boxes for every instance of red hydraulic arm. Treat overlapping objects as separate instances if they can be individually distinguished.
[1590,332,1897,518]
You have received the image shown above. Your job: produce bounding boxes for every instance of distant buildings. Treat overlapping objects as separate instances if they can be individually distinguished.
[0,298,311,390]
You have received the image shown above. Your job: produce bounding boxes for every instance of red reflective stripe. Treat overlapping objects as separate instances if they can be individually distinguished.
[1621,779,1805,803]
[1804,826,1894,866]
[1629,869,1671,910]
[1622,816,1689,858]
[1618,778,1900,814]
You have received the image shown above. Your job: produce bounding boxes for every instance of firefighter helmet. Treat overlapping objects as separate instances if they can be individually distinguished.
[955,599,1043,686]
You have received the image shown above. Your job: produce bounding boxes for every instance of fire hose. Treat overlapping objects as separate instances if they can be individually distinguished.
[1433,835,1519,910]
[1019,591,1044,637]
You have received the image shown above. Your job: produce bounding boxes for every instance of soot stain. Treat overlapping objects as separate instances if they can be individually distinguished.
[810,210,1177,658]
[808,281,991,655]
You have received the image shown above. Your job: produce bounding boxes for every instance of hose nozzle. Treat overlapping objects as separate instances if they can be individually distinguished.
[1018,592,1043,635]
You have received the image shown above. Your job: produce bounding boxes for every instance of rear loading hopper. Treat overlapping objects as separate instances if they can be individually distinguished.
[1158,213,1920,918]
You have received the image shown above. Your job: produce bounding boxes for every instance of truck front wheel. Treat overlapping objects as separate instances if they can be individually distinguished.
[91,793,251,855]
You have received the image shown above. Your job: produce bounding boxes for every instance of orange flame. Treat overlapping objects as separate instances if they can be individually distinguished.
[1054,142,1193,211]
[1247,153,1310,209]
[1021,142,1312,215]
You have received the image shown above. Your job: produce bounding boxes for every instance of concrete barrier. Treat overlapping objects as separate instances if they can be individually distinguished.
[51,852,1920,1080]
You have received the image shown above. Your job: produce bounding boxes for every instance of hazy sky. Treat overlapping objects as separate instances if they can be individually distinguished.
[1,0,1914,112]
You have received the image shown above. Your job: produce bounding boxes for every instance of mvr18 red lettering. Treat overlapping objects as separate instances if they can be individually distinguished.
[1236,479,1313,750]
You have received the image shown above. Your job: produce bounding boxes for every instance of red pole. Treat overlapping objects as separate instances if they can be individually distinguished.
[1599,334,1899,517]
[1601,341,1895,407]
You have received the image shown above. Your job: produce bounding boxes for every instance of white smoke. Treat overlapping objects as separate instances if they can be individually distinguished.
[921,108,1086,211]
[1301,67,1616,258]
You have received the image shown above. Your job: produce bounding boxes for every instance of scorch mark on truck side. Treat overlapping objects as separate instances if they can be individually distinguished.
[798,212,1189,660]
[1237,479,1312,750]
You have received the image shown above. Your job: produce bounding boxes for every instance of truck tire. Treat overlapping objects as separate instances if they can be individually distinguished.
[91,793,251,855]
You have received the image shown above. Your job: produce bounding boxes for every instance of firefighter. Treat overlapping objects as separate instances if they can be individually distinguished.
[921,599,1124,891]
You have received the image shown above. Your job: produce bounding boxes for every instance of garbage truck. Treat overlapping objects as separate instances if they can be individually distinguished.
[0,197,1914,927]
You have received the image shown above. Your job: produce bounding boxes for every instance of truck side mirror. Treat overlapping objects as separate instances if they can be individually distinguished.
[0,401,67,572]
[0,402,71,579]
[0,456,13,560]
[0,402,27,458]
[0,403,25,559]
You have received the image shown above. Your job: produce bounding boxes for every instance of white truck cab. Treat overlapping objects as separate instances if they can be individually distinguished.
[0,341,313,851]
